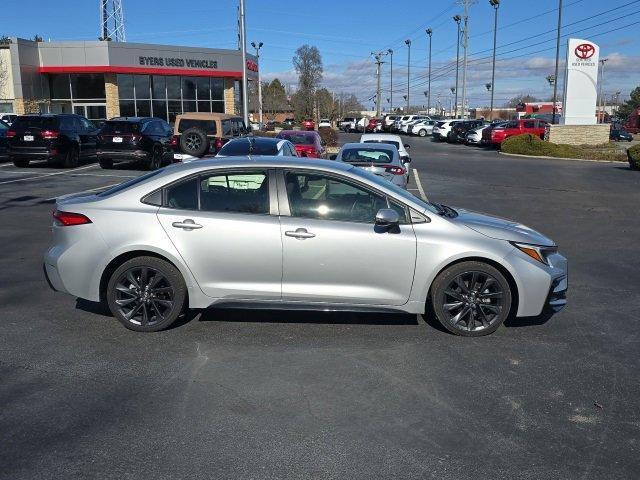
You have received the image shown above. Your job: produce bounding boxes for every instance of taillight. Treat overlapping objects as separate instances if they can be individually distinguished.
[215,138,223,150]
[6,130,16,138]
[385,166,406,175]
[53,210,92,226]
[170,135,179,146]
[42,130,60,139]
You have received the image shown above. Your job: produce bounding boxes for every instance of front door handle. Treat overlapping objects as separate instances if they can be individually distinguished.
[172,219,203,230]
[285,228,315,240]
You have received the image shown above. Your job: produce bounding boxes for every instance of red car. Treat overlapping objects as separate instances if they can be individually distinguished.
[301,119,315,131]
[276,130,325,158]
[483,119,548,145]
[365,118,382,133]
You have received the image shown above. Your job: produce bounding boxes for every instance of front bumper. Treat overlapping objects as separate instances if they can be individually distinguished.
[546,275,568,312]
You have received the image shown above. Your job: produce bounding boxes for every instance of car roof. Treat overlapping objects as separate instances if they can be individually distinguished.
[278,130,319,136]
[360,133,402,141]
[108,117,154,123]
[176,112,239,120]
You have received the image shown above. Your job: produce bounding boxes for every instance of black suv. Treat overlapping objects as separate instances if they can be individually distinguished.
[97,117,173,170]
[8,114,99,168]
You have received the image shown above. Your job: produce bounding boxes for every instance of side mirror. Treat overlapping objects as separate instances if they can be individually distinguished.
[404,144,411,149]
[375,208,400,230]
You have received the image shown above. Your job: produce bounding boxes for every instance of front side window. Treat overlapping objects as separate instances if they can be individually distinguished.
[200,171,269,214]
[523,121,535,128]
[285,172,390,223]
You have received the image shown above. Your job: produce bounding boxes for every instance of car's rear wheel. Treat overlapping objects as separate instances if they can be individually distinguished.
[107,256,187,332]
[63,146,79,168]
[12,158,29,168]
[179,127,209,157]
[148,146,162,170]
[418,129,427,137]
[430,261,512,337]
[99,158,113,169]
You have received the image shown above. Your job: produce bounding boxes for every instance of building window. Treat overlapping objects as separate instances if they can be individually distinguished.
[118,74,134,99]
[182,78,196,101]
[70,74,105,99]
[50,74,71,99]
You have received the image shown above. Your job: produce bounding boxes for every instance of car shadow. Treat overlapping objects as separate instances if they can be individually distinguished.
[504,310,556,328]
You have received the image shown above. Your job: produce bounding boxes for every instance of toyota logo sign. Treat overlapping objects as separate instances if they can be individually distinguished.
[574,43,595,60]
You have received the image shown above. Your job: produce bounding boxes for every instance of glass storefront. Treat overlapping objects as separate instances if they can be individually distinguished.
[117,74,225,123]
[48,74,107,122]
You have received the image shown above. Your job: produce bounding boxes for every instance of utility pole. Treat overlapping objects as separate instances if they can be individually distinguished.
[551,0,563,124]
[239,0,249,126]
[460,0,473,120]
[453,15,461,118]
[598,58,608,123]
[251,41,263,125]
[489,0,500,120]
[405,40,411,113]
[388,49,393,113]
[371,51,388,117]
[426,28,433,115]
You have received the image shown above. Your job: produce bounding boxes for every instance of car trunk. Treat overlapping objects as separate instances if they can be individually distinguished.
[98,122,142,150]
[9,117,59,150]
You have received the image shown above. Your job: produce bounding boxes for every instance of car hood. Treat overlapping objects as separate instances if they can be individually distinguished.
[451,208,555,246]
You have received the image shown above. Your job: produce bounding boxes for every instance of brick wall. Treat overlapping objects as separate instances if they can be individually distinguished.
[105,73,119,119]
[13,98,43,114]
[224,78,235,114]
[546,124,610,146]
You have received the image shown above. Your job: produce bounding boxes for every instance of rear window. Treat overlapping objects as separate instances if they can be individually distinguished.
[363,139,401,150]
[341,148,394,164]
[278,133,315,145]
[178,119,217,135]
[218,139,279,156]
[12,116,58,131]
[101,121,141,134]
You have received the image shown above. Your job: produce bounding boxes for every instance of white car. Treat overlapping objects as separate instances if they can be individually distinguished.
[382,114,399,132]
[465,125,490,145]
[0,113,17,126]
[412,120,436,137]
[432,120,462,141]
[360,133,411,183]
[399,115,430,134]
[319,118,331,128]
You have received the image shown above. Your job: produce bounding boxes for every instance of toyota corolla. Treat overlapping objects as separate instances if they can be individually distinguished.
[44,157,567,336]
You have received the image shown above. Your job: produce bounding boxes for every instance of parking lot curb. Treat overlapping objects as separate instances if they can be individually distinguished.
[498,151,626,164]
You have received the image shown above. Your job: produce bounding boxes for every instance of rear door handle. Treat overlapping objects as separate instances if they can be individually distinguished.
[172,219,203,230]
[285,228,315,239]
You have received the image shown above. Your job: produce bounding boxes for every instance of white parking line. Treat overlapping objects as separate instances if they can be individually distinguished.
[0,164,98,186]
[412,168,428,201]
[46,182,121,201]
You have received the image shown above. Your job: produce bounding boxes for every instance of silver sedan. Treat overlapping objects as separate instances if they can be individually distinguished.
[44,157,567,336]
[335,142,408,189]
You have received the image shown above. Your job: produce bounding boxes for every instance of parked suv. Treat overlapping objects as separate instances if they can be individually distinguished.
[97,117,173,170]
[0,120,9,160]
[451,120,487,143]
[382,115,399,132]
[483,119,548,146]
[172,113,248,159]
[8,114,98,168]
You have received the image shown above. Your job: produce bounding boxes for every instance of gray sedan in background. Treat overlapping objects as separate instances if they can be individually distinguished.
[44,157,567,337]
[335,142,408,189]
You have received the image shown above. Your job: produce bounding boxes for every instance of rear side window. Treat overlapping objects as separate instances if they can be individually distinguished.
[59,117,75,130]
[200,171,269,214]
[102,121,141,134]
[178,119,217,135]
[222,120,232,136]
[11,116,58,131]
[165,177,198,210]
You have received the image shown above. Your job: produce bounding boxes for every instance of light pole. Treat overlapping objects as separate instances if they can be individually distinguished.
[387,49,393,113]
[405,39,411,113]
[551,0,563,125]
[489,0,499,120]
[426,28,433,115]
[460,2,470,120]
[251,41,263,125]
[239,0,249,126]
[453,15,461,118]
[371,51,388,117]
[598,58,609,123]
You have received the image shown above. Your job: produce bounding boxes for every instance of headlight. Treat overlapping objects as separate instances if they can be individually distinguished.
[511,242,557,265]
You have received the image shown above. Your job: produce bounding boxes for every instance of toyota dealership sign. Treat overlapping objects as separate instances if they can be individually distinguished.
[562,38,600,125]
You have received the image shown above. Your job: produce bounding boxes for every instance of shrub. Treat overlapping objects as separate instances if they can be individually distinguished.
[628,144,640,170]
[318,126,338,147]
[501,134,558,156]
[501,134,626,161]
[251,130,278,138]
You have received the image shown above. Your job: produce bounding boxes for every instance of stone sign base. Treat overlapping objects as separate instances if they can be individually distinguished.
[546,124,610,146]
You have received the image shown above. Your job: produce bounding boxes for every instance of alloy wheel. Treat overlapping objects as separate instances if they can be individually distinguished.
[185,134,201,152]
[442,270,504,333]
[114,266,175,326]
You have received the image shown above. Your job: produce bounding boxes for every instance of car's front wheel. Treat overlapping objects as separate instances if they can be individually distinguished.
[418,129,427,137]
[430,261,512,337]
[107,256,187,332]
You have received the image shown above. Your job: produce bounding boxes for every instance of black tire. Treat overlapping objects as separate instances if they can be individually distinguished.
[99,158,113,169]
[430,261,512,337]
[107,256,187,332]
[12,158,29,168]
[148,146,162,170]
[62,145,79,168]
[179,127,209,157]
[418,129,427,137]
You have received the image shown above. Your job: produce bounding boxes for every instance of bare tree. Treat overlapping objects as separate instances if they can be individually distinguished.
[504,94,541,108]
[292,45,323,119]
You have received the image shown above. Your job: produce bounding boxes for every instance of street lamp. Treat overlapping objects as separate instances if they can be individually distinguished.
[551,0,563,124]
[239,0,249,126]
[489,0,499,120]
[426,28,433,115]
[250,41,263,125]
[598,58,609,123]
[405,39,411,113]
[453,15,462,118]
[387,49,393,113]
[485,83,492,91]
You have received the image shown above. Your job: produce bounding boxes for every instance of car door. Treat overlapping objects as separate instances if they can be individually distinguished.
[278,169,417,306]
[156,169,283,300]
[77,116,98,157]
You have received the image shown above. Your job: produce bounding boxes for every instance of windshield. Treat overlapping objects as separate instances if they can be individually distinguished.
[278,132,315,145]
[97,169,165,197]
[340,147,394,164]
[363,139,400,150]
[218,139,279,156]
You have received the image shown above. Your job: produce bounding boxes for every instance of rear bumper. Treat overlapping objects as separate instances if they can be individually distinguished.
[97,149,150,161]
[9,148,59,160]
[43,262,68,294]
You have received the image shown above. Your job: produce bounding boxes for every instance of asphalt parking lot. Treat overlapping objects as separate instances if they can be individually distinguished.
[1,135,639,479]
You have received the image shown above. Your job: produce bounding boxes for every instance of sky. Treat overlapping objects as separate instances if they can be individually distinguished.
[3,0,639,110]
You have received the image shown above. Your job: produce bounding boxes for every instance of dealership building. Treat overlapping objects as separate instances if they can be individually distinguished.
[0,37,258,122]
